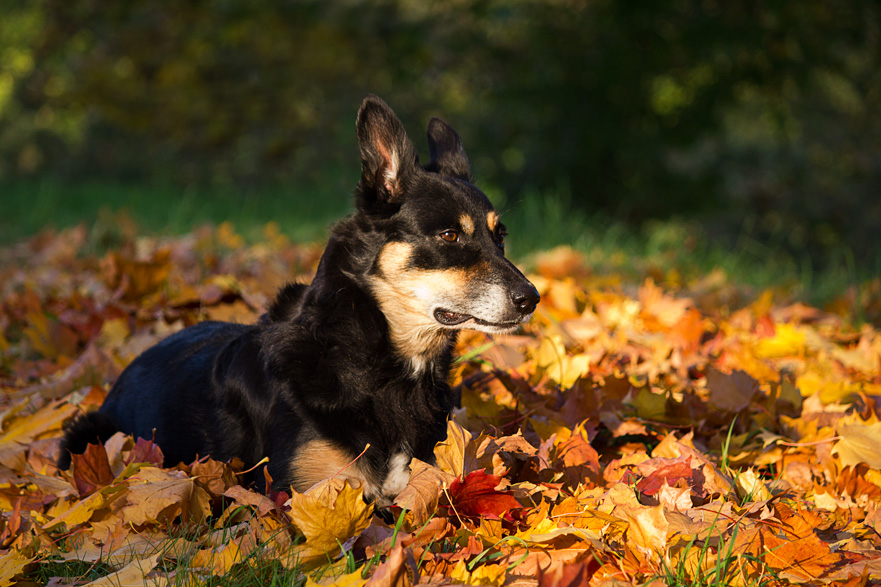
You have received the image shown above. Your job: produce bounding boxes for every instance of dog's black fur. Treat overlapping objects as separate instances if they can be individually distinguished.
[60,95,539,507]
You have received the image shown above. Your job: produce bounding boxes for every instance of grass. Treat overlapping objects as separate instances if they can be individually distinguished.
[0,179,352,245]
[2,178,879,314]
[30,511,310,587]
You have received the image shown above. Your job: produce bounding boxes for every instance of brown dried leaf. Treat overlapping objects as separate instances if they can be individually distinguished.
[394,458,452,527]
[365,544,417,587]
[119,467,208,525]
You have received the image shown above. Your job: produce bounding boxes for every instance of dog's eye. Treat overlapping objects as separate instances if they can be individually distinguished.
[439,230,459,243]
[497,232,507,249]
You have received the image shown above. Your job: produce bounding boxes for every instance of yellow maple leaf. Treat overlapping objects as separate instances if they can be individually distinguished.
[191,537,255,577]
[434,419,477,478]
[42,490,108,531]
[82,553,164,587]
[534,336,589,389]
[833,414,881,470]
[0,550,33,587]
[616,503,668,561]
[753,323,806,358]
[734,468,772,502]
[305,568,368,587]
[528,417,572,443]
[796,367,868,404]
[0,399,77,469]
[448,560,506,587]
[286,478,374,569]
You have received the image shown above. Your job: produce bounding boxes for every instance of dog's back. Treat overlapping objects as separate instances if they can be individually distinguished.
[61,321,253,467]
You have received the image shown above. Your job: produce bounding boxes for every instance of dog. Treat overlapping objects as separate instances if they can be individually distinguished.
[60,95,540,511]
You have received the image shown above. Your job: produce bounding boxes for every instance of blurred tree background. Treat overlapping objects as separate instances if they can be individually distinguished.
[1,0,879,271]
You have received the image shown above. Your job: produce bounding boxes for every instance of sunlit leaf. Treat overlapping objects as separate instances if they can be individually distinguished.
[286,478,374,569]
[434,419,477,479]
[833,415,881,470]
[447,469,523,522]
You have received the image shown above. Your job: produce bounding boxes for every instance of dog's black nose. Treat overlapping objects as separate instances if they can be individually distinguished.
[511,283,540,314]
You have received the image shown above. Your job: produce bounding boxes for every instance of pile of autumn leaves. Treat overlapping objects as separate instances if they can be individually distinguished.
[1,223,881,587]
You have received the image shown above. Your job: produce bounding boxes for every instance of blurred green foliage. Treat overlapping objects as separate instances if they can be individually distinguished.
[1,0,879,267]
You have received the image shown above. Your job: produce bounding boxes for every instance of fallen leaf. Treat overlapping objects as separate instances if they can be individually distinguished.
[82,553,165,587]
[833,415,881,470]
[636,457,693,496]
[43,488,108,531]
[434,420,477,479]
[119,467,208,525]
[448,470,523,522]
[753,526,843,583]
[535,336,590,388]
[705,367,758,413]
[448,560,506,587]
[72,441,115,496]
[286,478,374,569]
[394,458,452,527]
[0,550,33,587]
[223,484,277,517]
[127,437,165,467]
[364,544,416,587]
[617,503,668,560]
[0,400,77,468]
[305,568,368,587]
[754,323,807,358]
[538,560,593,587]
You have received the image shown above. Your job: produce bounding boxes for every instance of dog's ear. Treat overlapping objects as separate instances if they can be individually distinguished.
[356,95,419,207]
[425,117,472,181]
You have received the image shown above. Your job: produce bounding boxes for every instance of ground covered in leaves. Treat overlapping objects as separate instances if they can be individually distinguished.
[1,222,880,587]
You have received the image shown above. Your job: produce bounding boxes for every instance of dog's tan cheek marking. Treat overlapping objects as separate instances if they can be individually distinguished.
[459,214,475,236]
[408,267,470,294]
[290,439,377,496]
[487,211,499,233]
[376,241,413,275]
[370,243,470,371]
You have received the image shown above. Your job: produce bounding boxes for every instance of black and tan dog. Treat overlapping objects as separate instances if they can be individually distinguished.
[60,95,539,509]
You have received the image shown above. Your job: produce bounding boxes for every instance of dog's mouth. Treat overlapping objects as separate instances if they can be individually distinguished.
[433,308,524,329]
[433,309,472,326]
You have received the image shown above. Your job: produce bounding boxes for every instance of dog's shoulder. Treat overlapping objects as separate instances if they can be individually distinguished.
[264,282,309,323]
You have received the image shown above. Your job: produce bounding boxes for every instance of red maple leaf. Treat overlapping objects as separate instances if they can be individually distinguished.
[636,456,694,496]
[71,442,115,496]
[448,470,523,522]
[126,436,165,466]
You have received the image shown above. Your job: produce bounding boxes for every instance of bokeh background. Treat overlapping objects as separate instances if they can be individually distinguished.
[1,1,879,300]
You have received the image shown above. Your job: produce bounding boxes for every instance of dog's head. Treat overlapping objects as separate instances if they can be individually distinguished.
[354,95,539,368]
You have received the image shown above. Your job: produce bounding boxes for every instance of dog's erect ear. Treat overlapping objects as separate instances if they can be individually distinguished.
[425,117,472,181]
[356,95,419,206]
